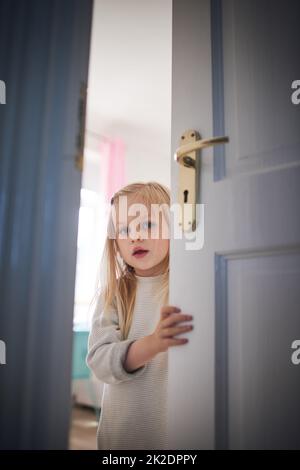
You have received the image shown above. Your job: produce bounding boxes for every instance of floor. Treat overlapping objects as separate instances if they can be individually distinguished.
[68,405,99,450]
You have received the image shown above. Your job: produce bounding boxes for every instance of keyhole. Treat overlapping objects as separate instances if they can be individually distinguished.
[183,190,189,203]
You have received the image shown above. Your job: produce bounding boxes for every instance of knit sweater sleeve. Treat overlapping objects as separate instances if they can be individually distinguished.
[86,292,148,384]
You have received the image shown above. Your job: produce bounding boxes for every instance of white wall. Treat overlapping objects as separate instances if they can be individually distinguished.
[85,0,172,187]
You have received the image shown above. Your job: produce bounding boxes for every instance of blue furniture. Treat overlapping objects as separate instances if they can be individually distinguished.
[72,329,91,380]
[72,329,101,419]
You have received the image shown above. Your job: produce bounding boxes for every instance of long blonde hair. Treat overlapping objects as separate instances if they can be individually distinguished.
[94,181,170,339]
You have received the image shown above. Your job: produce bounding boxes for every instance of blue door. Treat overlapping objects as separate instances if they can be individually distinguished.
[0,0,93,449]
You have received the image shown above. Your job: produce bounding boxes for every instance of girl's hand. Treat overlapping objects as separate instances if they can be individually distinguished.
[149,305,194,354]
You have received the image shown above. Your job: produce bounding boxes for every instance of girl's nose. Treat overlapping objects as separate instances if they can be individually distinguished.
[130,233,142,242]
[130,227,143,242]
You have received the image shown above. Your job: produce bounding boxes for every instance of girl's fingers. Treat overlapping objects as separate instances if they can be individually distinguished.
[163,313,193,327]
[165,337,188,347]
[160,305,181,319]
[162,324,193,338]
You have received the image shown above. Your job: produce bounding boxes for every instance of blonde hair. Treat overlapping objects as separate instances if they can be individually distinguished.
[94,181,170,339]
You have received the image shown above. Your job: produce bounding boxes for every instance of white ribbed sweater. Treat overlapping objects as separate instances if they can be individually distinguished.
[86,274,168,450]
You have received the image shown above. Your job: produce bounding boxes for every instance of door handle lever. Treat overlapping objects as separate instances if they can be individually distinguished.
[174,135,229,165]
[174,130,229,232]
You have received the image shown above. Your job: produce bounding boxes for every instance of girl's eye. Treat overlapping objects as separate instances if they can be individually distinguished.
[141,221,155,230]
[118,221,156,235]
[118,227,129,236]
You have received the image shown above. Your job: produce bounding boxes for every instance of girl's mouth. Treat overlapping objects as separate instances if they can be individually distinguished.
[132,249,149,259]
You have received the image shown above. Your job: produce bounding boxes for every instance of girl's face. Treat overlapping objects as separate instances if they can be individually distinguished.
[114,197,169,277]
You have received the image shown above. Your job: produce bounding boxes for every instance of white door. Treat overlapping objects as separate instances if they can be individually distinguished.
[168,0,300,450]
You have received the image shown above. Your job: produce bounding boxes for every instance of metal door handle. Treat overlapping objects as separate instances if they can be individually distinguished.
[174,135,229,165]
[174,130,229,232]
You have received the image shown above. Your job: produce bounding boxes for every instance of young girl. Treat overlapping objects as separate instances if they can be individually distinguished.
[86,182,194,450]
